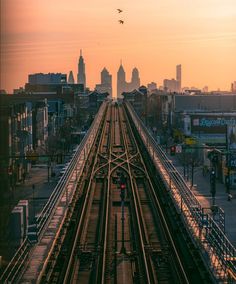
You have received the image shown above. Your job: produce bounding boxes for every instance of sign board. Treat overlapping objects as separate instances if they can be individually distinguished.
[26,150,38,161]
[175,145,182,153]
[191,115,236,135]
[38,156,48,163]
[185,147,194,153]
[185,137,197,145]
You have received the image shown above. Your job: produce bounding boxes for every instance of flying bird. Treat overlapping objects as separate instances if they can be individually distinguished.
[119,20,124,24]
[117,9,123,13]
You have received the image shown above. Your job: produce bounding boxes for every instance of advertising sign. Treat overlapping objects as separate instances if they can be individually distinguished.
[191,115,236,134]
[175,145,182,153]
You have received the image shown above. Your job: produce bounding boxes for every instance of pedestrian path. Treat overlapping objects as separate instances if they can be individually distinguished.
[166,151,236,246]
[0,166,56,272]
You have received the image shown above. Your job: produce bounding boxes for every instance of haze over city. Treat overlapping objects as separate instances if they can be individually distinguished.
[1,0,236,94]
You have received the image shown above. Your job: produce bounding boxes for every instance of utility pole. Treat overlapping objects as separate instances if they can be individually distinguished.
[32,184,35,221]
[225,124,231,201]
[191,159,194,188]
[210,168,216,206]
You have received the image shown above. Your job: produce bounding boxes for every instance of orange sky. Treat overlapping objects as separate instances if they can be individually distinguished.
[1,0,236,95]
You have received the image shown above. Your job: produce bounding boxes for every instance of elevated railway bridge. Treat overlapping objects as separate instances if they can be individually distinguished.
[1,101,236,283]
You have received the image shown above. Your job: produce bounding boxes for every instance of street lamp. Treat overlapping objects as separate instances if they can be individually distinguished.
[210,168,216,206]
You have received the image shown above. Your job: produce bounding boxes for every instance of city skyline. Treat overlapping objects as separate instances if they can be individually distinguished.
[1,0,236,94]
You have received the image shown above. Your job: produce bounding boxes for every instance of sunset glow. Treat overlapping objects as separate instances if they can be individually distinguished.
[1,0,236,94]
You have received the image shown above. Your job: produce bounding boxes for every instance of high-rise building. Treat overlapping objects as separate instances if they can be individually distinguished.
[117,63,141,98]
[163,78,179,93]
[131,67,140,90]
[101,68,112,86]
[28,73,67,84]
[68,71,75,84]
[95,67,112,97]
[176,64,182,92]
[202,86,209,93]
[147,82,157,92]
[77,50,86,88]
[117,63,126,99]
[231,81,236,92]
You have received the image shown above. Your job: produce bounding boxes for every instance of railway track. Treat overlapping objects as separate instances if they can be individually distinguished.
[38,102,213,283]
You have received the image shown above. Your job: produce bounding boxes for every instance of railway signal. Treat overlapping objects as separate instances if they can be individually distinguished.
[120,174,126,200]
[170,145,176,156]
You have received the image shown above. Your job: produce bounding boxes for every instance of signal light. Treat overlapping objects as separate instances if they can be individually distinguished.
[120,184,126,190]
[170,146,176,156]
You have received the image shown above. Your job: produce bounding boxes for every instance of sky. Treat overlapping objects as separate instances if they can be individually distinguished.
[1,0,236,95]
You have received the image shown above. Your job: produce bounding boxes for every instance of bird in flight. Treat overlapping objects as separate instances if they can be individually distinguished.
[119,20,124,24]
[117,9,123,13]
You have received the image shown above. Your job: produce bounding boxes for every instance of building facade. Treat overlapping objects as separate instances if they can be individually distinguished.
[0,97,34,193]
[117,63,126,99]
[95,67,112,97]
[68,71,75,84]
[28,73,67,85]
[117,64,140,98]
[122,86,147,119]
[176,64,181,92]
[77,50,86,88]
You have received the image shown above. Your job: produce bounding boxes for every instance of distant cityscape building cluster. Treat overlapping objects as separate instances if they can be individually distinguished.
[1,48,236,200]
[28,73,67,85]
[95,68,112,98]
[231,81,236,92]
[163,64,182,93]
[117,63,141,98]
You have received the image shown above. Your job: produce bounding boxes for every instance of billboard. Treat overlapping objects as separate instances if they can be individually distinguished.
[191,115,236,134]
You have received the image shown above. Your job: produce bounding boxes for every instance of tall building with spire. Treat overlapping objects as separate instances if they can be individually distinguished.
[68,70,75,84]
[117,63,141,98]
[77,50,86,88]
[117,62,126,99]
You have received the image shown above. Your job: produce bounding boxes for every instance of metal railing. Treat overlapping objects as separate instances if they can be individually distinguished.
[0,102,107,283]
[125,101,236,282]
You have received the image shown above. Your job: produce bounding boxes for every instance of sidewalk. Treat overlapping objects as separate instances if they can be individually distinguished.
[166,151,236,246]
[0,166,56,270]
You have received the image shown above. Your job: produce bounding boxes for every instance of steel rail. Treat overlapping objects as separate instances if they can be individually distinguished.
[36,101,108,238]
[123,104,189,282]
[62,104,110,283]
[0,102,107,284]
[99,104,113,284]
[76,104,112,283]
[118,106,152,284]
[38,102,108,283]
[125,101,236,281]
[123,105,190,283]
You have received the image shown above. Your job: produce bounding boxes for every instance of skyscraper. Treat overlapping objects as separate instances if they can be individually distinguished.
[176,64,182,92]
[131,67,140,90]
[117,63,126,99]
[68,71,75,84]
[101,68,112,86]
[95,67,112,97]
[77,50,86,88]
